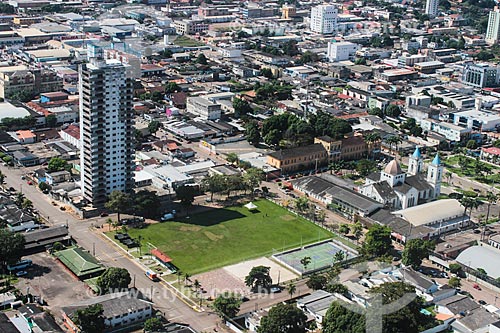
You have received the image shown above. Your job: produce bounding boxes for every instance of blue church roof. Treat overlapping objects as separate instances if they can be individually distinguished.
[412,146,421,159]
[431,153,441,165]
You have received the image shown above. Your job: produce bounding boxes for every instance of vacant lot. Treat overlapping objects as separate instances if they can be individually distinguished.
[114,200,332,275]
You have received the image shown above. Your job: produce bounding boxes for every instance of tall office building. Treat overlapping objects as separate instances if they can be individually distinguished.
[486,7,500,45]
[425,0,439,17]
[79,51,134,208]
[310,4,338,34]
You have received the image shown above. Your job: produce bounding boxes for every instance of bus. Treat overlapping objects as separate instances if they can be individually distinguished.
[7,259,32,272]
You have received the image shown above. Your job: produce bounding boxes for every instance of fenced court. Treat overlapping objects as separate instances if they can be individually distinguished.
[273,240,358,274]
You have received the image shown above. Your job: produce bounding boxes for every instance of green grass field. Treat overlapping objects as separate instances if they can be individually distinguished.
[173,35,205,47]
[114,200,333,275]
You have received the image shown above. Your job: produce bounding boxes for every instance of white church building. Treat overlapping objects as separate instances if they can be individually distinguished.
[359,147,443,210]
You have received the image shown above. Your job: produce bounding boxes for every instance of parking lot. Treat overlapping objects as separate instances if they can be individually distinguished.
[16,251,91,311]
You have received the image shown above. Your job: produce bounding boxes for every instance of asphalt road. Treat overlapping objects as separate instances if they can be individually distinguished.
[0,165,222,332]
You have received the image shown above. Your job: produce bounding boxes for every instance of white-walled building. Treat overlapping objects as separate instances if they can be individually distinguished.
[425,0,439,17]
[486,7,500,45]
[79,56,134,208]
[186,96,222,120]
[310,4,338,34]
[327,41,359,62]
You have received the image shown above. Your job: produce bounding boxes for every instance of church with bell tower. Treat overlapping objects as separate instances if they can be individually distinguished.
[359,147,443,210]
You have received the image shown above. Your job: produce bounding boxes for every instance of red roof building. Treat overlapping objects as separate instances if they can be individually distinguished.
[151,248,172,263]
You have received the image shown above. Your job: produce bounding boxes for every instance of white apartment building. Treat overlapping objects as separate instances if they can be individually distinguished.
[310,4,338,34]
[420,119,471,142]
[186,96,222,120]
[327,41,359,62]
[486,7,500,45]
[425,0,439,17]
[79,55,134,208]
[462,63,500,88]
[103,49,141,79]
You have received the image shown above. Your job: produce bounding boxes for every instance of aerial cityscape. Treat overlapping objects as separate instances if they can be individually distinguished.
[0,0,500,332]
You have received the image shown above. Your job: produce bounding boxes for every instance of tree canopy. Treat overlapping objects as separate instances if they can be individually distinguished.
[47,157,70,172]
[213,292,242,319]
[233,98,253,118]
[73,304,106,333]
[105,191,132,222]
[401,239,435,269]
[0,229,25,268]
[362,224,392,257]
[258,303,307,333]
[96,267,131,293]
[245,265,272,291]
[175,185,198,206]
[143,317,163,332]
[322,301,365,333]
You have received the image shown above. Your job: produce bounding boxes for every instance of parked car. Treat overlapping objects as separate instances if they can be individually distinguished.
[473,284,481,290]
[15,271,28,277]
[478,300,487,305]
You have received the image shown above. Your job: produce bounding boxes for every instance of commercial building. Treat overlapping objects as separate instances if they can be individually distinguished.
[0,66,62,99]
[79,55,134,208]
[267,143,328,174]
[486,7,500,45]
[173,19,208,35]
[186,96,222,120]
[62,291,153,332]
[425,0,439,17]
[462,63,500,88]
[327,41,359,62]
[451,109,500,131]
[420,119,472,142]
[310,4,338,34]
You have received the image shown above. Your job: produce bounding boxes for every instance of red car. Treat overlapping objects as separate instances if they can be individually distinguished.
[473,284,481,290]
[27,181,33,185]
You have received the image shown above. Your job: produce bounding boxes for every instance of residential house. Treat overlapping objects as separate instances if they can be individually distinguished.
[61,291,153,332]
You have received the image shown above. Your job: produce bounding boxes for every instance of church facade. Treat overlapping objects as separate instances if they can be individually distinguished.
[359,147,443,210]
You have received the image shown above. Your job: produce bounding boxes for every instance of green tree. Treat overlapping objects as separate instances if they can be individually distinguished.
[385,104,401,117]
[245,266,272,291]
[300,256,312,271]
[449,277,461,288]
[148,120,161,134]
[0,229,25,268]
[260,67,273,79]
[368,282,437,333]
[196,53,208,65]
[38,182,51,192]
[287,282,297,299]
[226,152,239,165]
[150,91,164,103]
[322,301,365,333]
[213,292,242,319]
[96,267,131,293]
[133,190,161,219]
[339,224,350,235]
[73,304,106,333]
[143,317,163,332]
[45,114,57,127]
[362,224,392,257]
[350,222,363,240]
[245,120,261,146]
[294,196,310,214]
[356,159,377,177]
[0,3,15,13]
[449,263,462,274]
[300,51,319,63]
[47,157,69,172]
[233,98,252,118]
[175,185,198,207]
[243,168,265,195]
[326,283,349,295]
[165,82,180,93]
[307,274,328,290]
[368,107,384,118]
[202,174,225,201]
[258,303,307,333]
[21,198,33,210]
[402,239,435,269]
[105,191,132,223]
[466,139,477,149]
[354,57,367,65]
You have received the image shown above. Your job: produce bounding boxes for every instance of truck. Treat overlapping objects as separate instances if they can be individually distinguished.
[145,270,158,281]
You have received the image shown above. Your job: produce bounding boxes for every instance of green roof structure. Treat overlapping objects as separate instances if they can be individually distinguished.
[54,247,105,279]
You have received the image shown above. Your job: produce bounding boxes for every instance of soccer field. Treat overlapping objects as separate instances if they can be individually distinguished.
[122,200,333,275]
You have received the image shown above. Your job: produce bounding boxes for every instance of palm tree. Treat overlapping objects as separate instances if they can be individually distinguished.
[445,171,453,185]
[184,273,191,286]
[351,222,363,242]
[385,135,402,155]
[287,282,296,299]
[22,198,33,210]
[334,250,345,264]
[365,132,381,159]
[193,279,201,292]
[483,191,499,240]
[300,256,312,272]
[328,160,345,175]
[339,224,350,236]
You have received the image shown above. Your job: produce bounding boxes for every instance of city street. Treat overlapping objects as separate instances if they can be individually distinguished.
[0,164,223,332]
